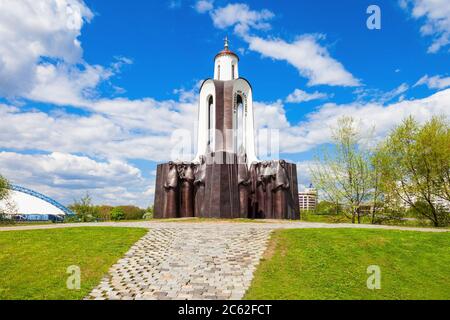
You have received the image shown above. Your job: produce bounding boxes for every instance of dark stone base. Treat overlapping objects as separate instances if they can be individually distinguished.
[153,154,299,220]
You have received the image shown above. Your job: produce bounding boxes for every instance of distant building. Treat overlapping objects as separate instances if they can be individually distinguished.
[400,193,450,212]
[298,185,318,211]
[0,185,74,221]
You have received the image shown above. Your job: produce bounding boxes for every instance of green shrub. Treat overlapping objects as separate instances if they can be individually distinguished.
[110,207,125,221]
[143,206,153,220]
[0,174,9,201]
[68,193,99,222]
[97,205,113,221]
[116,206,145,220]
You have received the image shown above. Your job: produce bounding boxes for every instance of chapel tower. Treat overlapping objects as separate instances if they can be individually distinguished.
[153,39,299,220]
[195,37,258,165]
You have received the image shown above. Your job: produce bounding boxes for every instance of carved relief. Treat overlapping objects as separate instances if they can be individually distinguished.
[273,160,290,219]
[163,161,179,218]
[194,155,207,217]
[179,163,195,218]
[238,153,251,218]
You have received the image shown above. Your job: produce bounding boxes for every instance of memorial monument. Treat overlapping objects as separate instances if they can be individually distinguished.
[154,38,299,219]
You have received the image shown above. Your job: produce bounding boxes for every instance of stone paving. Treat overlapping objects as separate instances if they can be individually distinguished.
[85,225,272,300]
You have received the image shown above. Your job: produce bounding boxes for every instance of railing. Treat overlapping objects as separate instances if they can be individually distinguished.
[9,185,75,216]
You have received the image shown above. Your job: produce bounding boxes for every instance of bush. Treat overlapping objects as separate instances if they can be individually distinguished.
[116,206,146,220]
[0,174,9,201]
[68,193,99,222]
[97,205,113,221]
[110,207,125,221]
[315,201,342,215]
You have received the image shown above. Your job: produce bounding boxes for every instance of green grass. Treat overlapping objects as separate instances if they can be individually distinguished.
[245,228,450,300]
[0,227,147,300]
[301,213,441,228]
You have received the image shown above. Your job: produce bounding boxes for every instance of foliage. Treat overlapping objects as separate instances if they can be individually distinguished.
[245,229,450,300]
[110,207,125,221]
[68,193,99,222]
[0,227,147,300]
[143,206,154,220]
[310,117,379,223]
[315,201,342,215]
[116,206,145,220]
[0,175,13,224]
[311,116,450,227]
[376,116,450,227]
[97,205,113,221]
[0,174,9,201]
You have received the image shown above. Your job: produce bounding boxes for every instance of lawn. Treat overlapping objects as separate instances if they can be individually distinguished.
[0,227,147,300]
[245,228,450,300]
[301,213,439,228]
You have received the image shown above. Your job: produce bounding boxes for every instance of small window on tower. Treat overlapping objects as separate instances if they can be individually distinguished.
[218,65,221,80]
[232,65,235,79]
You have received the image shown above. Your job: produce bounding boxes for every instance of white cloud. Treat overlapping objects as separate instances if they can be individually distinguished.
[245,35,361,87]
[378,83,409,103]
[253,100,290,130]
[27,63,113,106]
[0,151,152,207]
[0,96,198,163]
[414,74,450,89]
[194,0,214,13]
[400,0,450,53]
[197,2,360,87]
[210,3,274,34]
[286,89,330,103]
[0,0,94,97]
[278,88,450,153]
[353,83,409,104]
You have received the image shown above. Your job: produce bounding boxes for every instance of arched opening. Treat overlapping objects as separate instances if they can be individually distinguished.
[207,95,214,151]
[235,94,245,154]
[232,64,235,79]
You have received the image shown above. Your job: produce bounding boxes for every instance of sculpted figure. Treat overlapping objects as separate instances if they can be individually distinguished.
[255,161,268,218]
[263,161,276,219]
[163,161,179,218]
[248,162,259,219]
[273,160,290,219]
[179,163,195,217]
[194,155,207,217]
[238,153,251,218]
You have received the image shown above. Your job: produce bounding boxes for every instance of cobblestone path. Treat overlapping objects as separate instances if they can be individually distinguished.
[86,225,272,300]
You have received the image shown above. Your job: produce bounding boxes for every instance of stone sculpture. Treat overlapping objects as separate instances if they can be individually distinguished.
[179,163,195,218]
[163,161,179,218]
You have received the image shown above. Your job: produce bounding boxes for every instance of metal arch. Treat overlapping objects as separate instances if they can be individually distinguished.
[9,185,75,216]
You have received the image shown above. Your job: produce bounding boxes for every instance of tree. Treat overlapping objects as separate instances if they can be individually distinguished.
[116,206,146,220]
[310,117,376,223]
[315,201,342,215]
[376,116,450,227]
[424,117,450,204]
[68,193,99,222]
[0,174,9,201]
[110,207,125,221]
[143,206,154,220]
[0,175,11,222]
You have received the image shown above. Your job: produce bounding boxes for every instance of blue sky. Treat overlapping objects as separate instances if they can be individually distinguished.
[0,0,449,207]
